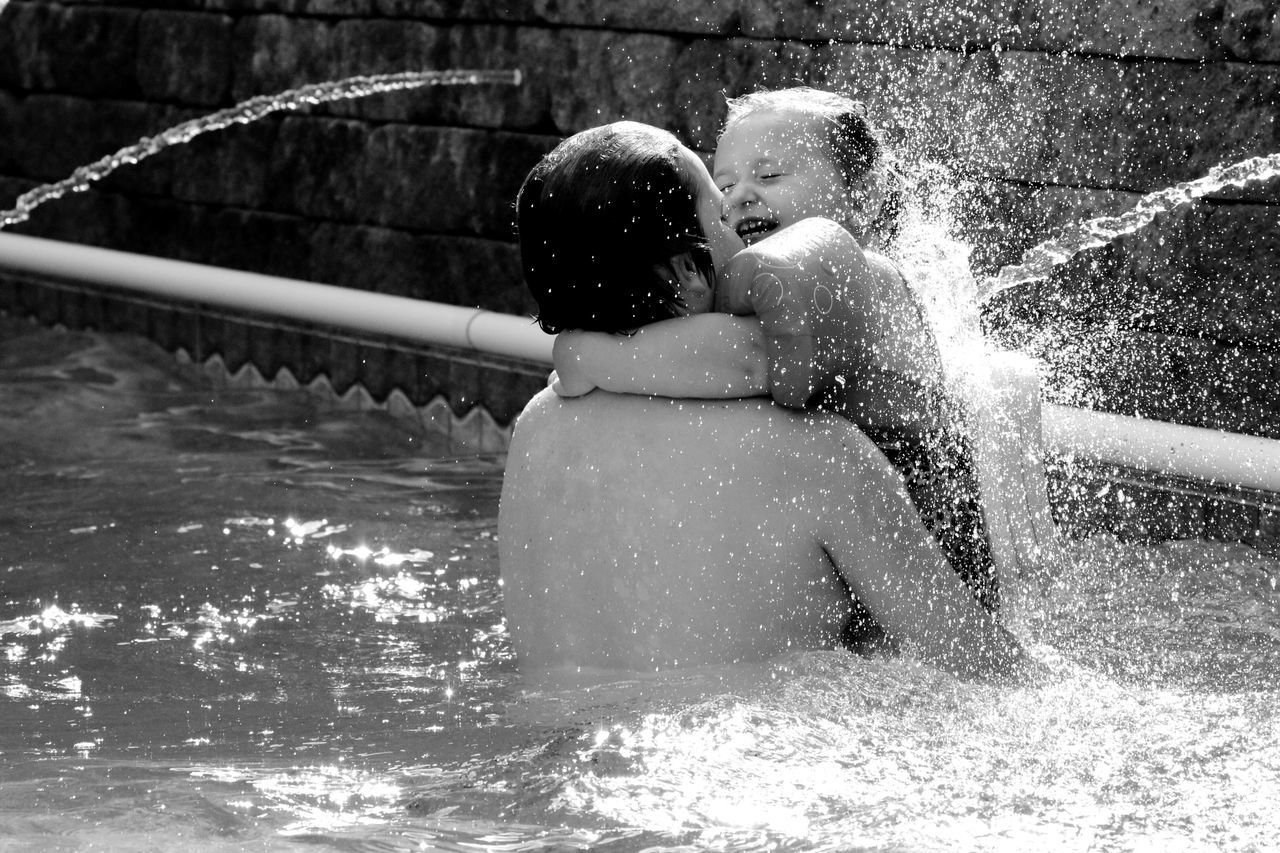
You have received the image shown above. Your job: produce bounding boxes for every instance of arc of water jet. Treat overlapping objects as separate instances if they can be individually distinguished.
[977,153,1280,305]
[0,69,523,231]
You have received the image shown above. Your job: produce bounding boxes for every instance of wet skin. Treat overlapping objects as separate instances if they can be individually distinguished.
[713,109,873,247]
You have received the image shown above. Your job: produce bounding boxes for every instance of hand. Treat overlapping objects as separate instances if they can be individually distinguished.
[551,333,599,398]
[548,369,596,398]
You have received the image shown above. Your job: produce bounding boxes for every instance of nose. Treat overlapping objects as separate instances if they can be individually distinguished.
[720,181,757,221]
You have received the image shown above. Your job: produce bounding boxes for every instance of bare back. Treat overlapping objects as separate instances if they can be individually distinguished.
[499,390,854,670]
[499,389,1028,679]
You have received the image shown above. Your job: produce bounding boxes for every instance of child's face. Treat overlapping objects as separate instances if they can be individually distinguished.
[677,145,744,313]
[713,109,852,246]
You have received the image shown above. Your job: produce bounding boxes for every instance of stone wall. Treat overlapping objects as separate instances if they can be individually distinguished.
[1,0,1278,439]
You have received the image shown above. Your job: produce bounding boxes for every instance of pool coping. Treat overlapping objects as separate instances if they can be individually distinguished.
[7,265,1280,549]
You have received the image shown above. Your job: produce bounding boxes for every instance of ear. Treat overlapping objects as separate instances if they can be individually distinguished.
[672,253,700,282]
[656,253,700,286]
[845,167,887,241]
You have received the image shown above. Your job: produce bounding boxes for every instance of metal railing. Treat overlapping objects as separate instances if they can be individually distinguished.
[4,231,1279,495]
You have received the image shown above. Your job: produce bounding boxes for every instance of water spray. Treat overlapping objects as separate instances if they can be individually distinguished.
[0,69,523,230]
[978,153,1280,304]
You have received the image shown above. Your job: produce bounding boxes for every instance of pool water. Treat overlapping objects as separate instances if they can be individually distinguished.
[1,316,1278,852]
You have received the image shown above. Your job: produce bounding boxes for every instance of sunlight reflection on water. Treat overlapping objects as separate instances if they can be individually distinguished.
[1,318,1278,852]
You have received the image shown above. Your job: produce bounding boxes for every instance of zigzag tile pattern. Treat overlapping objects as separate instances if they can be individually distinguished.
[183,350,517,454]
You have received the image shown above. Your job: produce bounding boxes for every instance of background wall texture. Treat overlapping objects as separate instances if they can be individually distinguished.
[1,0,1278,441]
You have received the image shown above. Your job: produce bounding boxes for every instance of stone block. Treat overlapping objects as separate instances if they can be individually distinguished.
[137,10,234,105]
[260,116,369,221]
[205,0,360,16]
[368,0,719,32]
[290,22,549,131]
[229,14,338,100]
[330,18,443,73]
[224,17,544,128]
[0,3,140,97]
[306,224,528,313]
[0,176,37,214]
[59,193,313,278]
[813,44,1280,196]
[391,25,553,130]
[201,208,318,280]
[14,0,1279,64]
[957,181,1143,277]
[981,188,1280,366]
[1025,0,1279,62]
[5,184,122,247]
[1222,0,1280,61]
[0,9,18,89]
[165,117,280,209]
[265,118,555,237]
[674,37,817,149]
[813,43,1048,181]
[57,1,206,9]
[117,197,220,264]
[545,30,681,135]
[734,0,1278,62]
[740,0,1019,49]
[1097,198,1280,344]
[4,95,183,194]
[0,94,24,174]
[539,29,812,143]
[1016,53,1280,191]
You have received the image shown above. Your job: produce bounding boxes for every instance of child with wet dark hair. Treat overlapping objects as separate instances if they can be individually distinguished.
[552,87,1000,614]
[518,121,735,334]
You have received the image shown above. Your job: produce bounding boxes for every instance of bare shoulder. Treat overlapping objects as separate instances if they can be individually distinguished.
[510,389,874,475]
[863,249,907,285]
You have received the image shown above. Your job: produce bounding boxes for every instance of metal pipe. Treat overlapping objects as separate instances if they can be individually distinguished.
[1042,403,1280,495]
[3,232,1279,495]
[0,232,552,364]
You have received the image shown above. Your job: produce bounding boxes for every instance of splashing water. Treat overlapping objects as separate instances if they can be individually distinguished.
[0,69,523,230]
[977,152,1280,305]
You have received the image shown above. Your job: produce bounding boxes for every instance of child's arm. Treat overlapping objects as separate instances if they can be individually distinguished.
[551,314,770,399]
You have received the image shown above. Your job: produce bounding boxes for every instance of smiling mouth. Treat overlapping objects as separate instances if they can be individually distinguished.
[735,218,778,245]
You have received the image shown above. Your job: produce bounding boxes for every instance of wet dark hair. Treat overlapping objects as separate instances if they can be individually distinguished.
[516,121,715,335]
[722,87,903,246]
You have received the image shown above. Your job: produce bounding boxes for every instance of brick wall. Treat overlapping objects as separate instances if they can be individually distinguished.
[1,0,1278,438]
